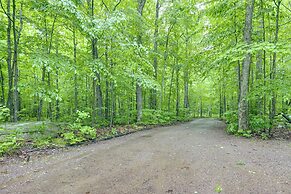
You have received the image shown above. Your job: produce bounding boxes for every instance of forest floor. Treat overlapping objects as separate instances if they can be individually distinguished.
[0,119,290,194]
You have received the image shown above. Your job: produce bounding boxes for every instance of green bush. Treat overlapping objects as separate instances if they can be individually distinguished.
[79,126,96,140]
[224,111,273,138]
[141,109,178,125]
[223,111,238,134]
[62,131,84,145]
[0,106,10,122]
[0,133,23,156]
[60,125,96,145]
[75,110,91,125]
[249,114,270,132]
[236,129,252,138]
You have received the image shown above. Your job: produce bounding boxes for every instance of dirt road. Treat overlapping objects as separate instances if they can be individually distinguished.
[0,119,290,194]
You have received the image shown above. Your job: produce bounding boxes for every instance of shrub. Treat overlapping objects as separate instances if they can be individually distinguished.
[249,114,270,133]
[62,131,84,145]
[75,110,91,125]
[223,111,238,134]
[79,126,96,140]
[0,133,23,156]
[0,106,10,122]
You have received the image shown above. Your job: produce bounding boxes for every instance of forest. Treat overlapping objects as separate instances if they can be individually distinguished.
[0,0,290,155]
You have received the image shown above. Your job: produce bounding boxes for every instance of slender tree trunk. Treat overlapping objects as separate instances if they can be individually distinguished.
[92,76,97,125]
[136,0,146,122]
[168,62,175,111]
[234,3,241,105]
[183,68,189,109]
[183,35,189,109]
[47,16,56,121]
[222,67,226,114]
[110,81,115,127]
[47,72,53,120]
[150,0,159,110]
[85,75,88,107]
[256,54,263,113]
[255,0,265,115]
[73,28,78,113]
[176,66,180,117]
[0,62,5,105]
[55,69,60,121]
[12,0,23,122]
[92,38,103,123]
[109,59,115,127]
[55,43,60,121]
[270,0,281,121]
[38,65,45,121]
[91,0,103,124]
[200,97,203,118]
[105,46,109,119]
[6,0,14,121]
[96,72,103,118]
[161,26,172,110]
[238,0,255,130]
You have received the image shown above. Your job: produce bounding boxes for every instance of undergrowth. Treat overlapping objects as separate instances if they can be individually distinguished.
[0,110,194,157]
[223,111,290,139]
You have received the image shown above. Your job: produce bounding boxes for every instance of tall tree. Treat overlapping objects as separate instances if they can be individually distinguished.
[150,0,159,110]
[270,0,282,121]
[238,0,255,130]
[136,0,146,122]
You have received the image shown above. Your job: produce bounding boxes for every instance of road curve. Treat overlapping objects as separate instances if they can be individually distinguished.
[0,119,290,194]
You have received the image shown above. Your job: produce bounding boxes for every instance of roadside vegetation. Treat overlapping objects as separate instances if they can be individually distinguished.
[0,109,193,156]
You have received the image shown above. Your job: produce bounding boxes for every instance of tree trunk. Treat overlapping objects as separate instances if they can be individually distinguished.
[47,16,56,121]
[183,37,189,109]
[136,0,146,122]
[47,72,53,120]
[96,72,103,118]
[12,0,23,122]
[92,77,97,125]
[91,0,103,124]
[238,0,255,130]
[150,0,159,110]
[105,46,109,119]
[73,28,78,113]
[176,66,180,117]
[255,0,265,115]
[6,0,14,121]
[168,63,175,112]
[110,81,115,127]
[270,0,281,121]
[200,97,203,118]
[161,26,172,110]
[0,61,5,105]
[55,72,60,120]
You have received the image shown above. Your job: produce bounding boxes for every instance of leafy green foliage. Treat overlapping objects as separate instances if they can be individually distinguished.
[75,110,91,125]
[0,106,10,122]
[0,129,23,156]
[110,127,118,136]
[62,131,84,145]
[249,115,270,131]
[61,125,96,145]
[140,109,176,125]
[224,111,238,134]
